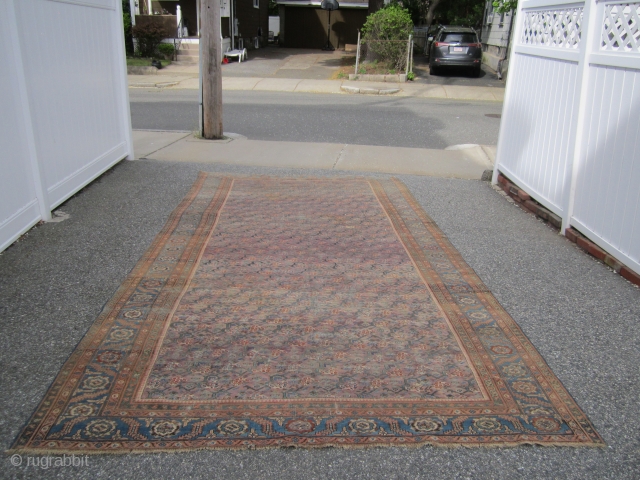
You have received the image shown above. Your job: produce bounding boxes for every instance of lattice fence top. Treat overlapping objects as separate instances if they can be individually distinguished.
[601,3,640,52]
[521,8,583,48]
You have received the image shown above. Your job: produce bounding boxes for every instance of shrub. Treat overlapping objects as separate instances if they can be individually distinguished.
[133,23,171,58]
[158,43,175,59]
[361,4,413,68]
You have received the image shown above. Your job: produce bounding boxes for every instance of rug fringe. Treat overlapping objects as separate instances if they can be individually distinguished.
[6,438,606,456]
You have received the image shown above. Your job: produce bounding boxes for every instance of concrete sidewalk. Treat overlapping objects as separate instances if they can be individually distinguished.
[133,130,495,179]
[128,75,505,101]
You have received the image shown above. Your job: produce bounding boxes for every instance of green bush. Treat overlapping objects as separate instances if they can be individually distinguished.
[133,23,171,58]
[361,4,413,67]
[158,43,175,59]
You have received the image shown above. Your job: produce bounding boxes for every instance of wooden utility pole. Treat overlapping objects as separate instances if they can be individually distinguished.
[201,0,223,139]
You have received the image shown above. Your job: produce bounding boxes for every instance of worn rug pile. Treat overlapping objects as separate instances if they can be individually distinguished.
[12,174,603,453]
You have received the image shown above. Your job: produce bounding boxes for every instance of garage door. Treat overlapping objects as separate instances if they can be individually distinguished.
[284,7,366,49]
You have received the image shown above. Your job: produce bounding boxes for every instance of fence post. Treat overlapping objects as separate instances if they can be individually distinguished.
[6,0,51,221]
[410,39,414,73]
[115,0,135,160]
[405,34,412,77]
[560,0,599,234]
[355,30,360,77]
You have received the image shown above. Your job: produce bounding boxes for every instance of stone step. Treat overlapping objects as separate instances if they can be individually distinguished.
[178,43,200,50]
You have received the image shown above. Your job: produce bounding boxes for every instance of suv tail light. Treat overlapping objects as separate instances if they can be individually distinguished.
[468,43,481,47]
[434,42,449,47]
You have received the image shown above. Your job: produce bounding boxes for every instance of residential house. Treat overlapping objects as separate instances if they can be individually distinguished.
[130,0,269,60]
[480,1,514,75]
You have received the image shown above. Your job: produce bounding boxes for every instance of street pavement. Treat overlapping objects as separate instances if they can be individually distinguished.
[129,90,504,149]
[1,160,638,479]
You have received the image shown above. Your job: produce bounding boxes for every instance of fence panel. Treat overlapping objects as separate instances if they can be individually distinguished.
[0,0,41,252]
[570,1,640,273]
[1,0,132,253]
[494,2,585,216]
[495,0,640,274]
[496,53,580,215]
[14,0,133,209]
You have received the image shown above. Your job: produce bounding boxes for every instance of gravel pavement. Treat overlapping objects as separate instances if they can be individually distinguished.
[1,159,638,479]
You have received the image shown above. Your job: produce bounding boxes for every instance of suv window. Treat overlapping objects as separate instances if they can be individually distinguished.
[439,32,478,43]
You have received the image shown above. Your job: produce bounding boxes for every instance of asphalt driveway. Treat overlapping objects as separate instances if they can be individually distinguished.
[1,160,638,479]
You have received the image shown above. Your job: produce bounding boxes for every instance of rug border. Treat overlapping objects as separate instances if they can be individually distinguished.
[387,177,605,446]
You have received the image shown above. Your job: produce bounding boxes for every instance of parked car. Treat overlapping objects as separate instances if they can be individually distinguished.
[428,26,482,77]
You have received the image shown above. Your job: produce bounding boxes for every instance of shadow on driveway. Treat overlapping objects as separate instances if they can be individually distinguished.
[412,54,504,88]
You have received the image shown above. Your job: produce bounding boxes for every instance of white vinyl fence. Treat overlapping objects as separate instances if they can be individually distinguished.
[494,0,640,275]
[0,0,133,253]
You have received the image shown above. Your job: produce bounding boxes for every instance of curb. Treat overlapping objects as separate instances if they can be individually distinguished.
[340,86,400,95]
[497,173,640,288]
[348,73,407,82]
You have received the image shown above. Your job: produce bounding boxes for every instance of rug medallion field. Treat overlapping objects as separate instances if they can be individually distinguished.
[11,174,603,453]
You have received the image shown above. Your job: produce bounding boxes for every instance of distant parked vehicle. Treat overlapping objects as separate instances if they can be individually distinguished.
[428,26,482,77]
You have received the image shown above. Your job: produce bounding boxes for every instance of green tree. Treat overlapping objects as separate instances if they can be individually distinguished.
[402,0,426,25]
[492,0,517,13]
[439,0,485,27]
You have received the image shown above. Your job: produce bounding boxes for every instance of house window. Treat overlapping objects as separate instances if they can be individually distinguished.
[253,0,259,8]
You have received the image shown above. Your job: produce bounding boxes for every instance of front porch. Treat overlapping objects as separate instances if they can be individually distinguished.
[130,0,266,56]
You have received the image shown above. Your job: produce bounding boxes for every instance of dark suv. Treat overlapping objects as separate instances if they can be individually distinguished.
[429,26,482,76]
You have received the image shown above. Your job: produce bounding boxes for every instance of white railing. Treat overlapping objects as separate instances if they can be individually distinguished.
[0,0,133,253]
[494,0,640,274]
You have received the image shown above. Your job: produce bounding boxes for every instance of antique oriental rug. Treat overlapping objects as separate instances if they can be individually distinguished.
[12,174,603,453]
